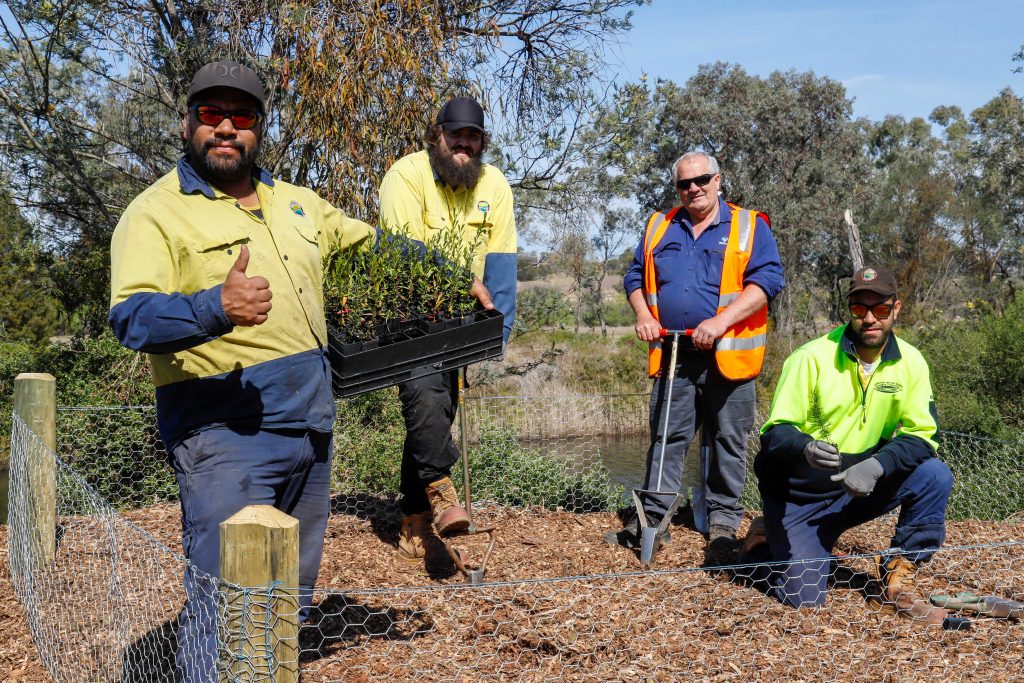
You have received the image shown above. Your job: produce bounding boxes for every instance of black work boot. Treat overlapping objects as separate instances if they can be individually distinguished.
[604,513,670,550]
[706,523,740,561]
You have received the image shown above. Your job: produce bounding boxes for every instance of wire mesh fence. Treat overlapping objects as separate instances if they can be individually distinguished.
[5,393,1024,682]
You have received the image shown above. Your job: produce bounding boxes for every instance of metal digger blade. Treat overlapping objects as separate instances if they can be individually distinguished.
[632,488,684,566]
[442,524,497,584]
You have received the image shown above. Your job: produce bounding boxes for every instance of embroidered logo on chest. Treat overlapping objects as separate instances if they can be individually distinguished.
[874,382,902,394]
[289,201,305,217]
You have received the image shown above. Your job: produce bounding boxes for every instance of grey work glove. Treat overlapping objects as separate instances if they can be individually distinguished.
[803,440,842,470]
[830,457,885,497]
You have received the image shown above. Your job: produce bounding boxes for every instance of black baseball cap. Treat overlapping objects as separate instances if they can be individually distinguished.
[848,265,898,298]
[437,97,485,132]
[187,61,266,111]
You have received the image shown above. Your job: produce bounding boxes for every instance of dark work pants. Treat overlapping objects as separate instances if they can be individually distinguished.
[170,426,333,682]
[397,367,461,515]
[752,457,954,608]
[642,351,756,530]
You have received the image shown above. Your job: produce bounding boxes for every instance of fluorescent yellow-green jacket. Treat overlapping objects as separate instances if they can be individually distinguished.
[756,325,939,501]
[379,150,517,340]
[109,158,376,447]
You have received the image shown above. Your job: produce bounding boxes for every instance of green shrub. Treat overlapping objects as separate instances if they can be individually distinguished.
[332,393,624,513]
[332,390,405,495]
[453,427,624,512]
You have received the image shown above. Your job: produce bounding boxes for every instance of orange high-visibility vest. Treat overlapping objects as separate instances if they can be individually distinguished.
[642,204,768,380]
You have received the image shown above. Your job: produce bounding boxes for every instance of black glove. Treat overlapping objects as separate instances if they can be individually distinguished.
[830,457,884,497]
[803,440,841,470]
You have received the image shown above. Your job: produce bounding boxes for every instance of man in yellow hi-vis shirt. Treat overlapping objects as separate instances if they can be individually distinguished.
[109,61,379,682]
[379,96,517,567]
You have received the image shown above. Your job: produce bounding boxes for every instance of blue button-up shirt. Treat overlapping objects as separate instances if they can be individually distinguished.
[623,198,785,332]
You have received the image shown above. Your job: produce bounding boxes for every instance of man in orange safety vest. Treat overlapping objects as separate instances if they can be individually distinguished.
[606,151,784,557]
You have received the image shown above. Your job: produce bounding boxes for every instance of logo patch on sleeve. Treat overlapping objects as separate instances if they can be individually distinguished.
[874,381,902,394]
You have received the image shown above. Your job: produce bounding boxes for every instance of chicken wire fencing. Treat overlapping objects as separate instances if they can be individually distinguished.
[3,394,1023,682]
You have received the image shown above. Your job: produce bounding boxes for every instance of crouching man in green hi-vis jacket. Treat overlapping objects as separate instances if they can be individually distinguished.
[744,265,952,624]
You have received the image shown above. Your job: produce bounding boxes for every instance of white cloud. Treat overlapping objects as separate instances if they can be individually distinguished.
[842,74,884,88]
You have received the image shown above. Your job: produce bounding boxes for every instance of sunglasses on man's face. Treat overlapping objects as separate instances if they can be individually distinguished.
[676,173,716,190]
[849,302,895,320]
[191,105,262,130]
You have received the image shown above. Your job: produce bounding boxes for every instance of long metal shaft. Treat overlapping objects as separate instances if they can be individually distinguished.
[655,333,680,492]
[458,366,473,527]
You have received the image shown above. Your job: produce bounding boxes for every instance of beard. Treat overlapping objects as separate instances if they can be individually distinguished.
[187,135,259,184]
[429,143,484,189]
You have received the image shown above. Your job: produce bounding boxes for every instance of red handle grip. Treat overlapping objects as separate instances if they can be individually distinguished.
[659,328,695,337]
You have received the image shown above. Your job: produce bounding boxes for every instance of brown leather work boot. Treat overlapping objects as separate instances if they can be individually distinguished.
[425,477,470,536]
[396,511,434,566]
[742,516,767,555]
[871,555,948,625]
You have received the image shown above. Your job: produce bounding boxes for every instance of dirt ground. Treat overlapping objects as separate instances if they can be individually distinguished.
[3,505,1024,682]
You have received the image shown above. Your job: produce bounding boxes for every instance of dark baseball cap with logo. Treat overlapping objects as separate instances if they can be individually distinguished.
[187,61,266,112]
[848,265,898,298]
[437,97,485,132]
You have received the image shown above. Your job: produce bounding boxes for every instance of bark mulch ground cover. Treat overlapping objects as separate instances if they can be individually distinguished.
[3,504,1023,682]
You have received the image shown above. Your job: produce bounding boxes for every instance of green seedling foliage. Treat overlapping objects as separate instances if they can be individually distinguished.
[807,386,836,446]
[323,221,485,342]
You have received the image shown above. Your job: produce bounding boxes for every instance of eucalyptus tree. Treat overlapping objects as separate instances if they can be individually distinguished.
[0,0,645,332]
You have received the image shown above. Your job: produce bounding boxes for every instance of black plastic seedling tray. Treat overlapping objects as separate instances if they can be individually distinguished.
[327,309,504,397]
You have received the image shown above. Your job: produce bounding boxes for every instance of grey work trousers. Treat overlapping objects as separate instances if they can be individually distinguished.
[641,350,756,530]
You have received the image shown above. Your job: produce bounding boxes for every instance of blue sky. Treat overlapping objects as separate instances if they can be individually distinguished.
[607,0,1023,122]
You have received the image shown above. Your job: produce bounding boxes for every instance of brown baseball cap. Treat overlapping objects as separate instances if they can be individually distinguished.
[187,61,266,111]
[848,265,898,297]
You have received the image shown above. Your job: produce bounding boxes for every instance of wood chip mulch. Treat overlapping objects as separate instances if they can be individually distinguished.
[3,504,1023,682]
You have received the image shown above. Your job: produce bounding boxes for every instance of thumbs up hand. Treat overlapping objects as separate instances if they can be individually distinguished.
[221,245,272,326]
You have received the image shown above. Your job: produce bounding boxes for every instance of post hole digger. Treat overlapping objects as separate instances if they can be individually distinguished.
[632,329,709,566]
[440,366,497,584]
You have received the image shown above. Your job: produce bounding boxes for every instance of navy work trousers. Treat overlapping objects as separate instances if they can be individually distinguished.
[641,350,756,530]
[753,456,953,608]
[170,426,333,682]
[397,367,461,516]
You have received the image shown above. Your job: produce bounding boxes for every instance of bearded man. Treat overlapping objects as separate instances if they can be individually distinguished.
[109,61,378,681]
[378,96,517,567]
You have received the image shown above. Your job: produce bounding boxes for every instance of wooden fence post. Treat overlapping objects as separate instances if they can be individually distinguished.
[13,373,57,566]
[219,505,300,683]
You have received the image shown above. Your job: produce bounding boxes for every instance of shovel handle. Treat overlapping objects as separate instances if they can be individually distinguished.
[660,328,695,337]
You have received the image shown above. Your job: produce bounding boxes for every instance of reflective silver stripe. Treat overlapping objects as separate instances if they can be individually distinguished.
[737,209,755,253]
[644,212,668,251]
[717,333,766,351]
[718,291,739,307]
[647,292,658,306]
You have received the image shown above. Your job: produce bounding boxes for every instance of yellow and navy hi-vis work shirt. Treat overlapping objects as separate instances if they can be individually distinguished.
[756,325,940,502]
[378,150,517,340]
[109,158,377,448]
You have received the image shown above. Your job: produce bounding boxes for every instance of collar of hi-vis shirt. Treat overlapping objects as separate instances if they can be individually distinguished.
[673,196,733,241]
[176,156,275,197]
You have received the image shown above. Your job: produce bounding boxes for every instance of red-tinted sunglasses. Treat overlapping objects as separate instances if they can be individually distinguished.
[190,105,262,130]
[849,302,894,320]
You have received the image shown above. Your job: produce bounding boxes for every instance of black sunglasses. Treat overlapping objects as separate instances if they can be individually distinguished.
[849,302,895,320]
[190,105,262,130]
[676,173,716,190]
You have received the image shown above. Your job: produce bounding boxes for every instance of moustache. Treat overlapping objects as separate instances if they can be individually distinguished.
[204,140,244,152]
